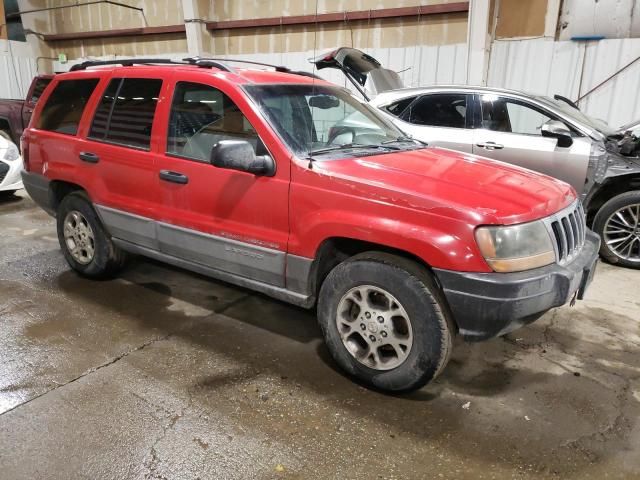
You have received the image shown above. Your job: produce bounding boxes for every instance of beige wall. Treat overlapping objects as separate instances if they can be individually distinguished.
[206,0,468,54]
[19,0,188,68]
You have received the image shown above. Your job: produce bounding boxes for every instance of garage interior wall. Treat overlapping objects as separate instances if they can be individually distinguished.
[3,0,640,126]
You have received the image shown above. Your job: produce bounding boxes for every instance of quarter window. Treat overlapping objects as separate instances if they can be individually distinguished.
[89,78,162,150]
[36,79,99,135]
[402,94,469,128]
[481,96,553,136]
[167,81,261,161]
[385,96,416,117]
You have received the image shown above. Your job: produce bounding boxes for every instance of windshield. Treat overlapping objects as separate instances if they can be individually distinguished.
[535,96,618,137]
[244,84,412,157]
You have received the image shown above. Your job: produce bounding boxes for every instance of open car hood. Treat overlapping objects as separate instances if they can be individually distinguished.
[311,47,404,99]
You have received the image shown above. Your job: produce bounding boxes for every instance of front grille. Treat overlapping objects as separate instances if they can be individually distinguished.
[545,201,586,264]
[0,162,9,183]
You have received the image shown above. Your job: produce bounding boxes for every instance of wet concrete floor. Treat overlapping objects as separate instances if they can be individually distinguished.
[0,191,639,479]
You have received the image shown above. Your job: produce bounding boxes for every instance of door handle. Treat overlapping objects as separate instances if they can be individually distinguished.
[79,151,100,163]
[159,170,189,184]
[476,142,504,150]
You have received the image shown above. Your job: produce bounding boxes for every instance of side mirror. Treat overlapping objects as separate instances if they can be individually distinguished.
[541,120,573,148]
[210,140,275,176]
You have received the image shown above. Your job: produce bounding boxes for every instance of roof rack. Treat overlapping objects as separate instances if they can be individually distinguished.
[69,58,187,71]
[183,56,323,79]
[68,56,323,79]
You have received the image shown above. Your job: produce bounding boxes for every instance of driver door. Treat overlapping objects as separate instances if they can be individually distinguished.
[155,77,290,287]
[472,95,590,194]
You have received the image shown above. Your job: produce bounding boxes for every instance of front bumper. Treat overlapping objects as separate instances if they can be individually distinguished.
[434,230,600,341]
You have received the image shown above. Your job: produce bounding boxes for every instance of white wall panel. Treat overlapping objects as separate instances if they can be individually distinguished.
[0,41,38,100]
[488,38,640,128]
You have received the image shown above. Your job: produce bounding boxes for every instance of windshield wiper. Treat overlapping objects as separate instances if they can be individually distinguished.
[382,136,427,146]
[309,143,399,156]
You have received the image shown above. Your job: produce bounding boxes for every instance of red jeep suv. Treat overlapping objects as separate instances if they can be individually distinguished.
[21,58,599,392]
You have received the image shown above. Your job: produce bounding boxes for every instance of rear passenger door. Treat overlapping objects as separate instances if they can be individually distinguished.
[155,78,290,287]
[384,93,474,153]
[83,74,164,245]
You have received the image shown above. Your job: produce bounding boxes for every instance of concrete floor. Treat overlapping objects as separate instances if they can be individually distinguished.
[0,191,639,480]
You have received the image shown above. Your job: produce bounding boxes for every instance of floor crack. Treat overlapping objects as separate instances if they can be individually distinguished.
[0,333,171,418]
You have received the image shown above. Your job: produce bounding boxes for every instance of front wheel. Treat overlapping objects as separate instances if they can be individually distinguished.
[317,252,454,392]
[593,190,640,269]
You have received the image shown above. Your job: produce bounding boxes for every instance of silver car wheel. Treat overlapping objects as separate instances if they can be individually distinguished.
[336,285,413,371]
[604,203,640,263]
[63,210,95,265]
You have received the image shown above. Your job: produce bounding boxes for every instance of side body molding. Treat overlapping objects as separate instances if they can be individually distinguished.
[94,205,315,307]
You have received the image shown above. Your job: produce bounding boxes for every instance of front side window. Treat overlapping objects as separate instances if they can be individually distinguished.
[481,96,553,136]
[89,78,162,150]
[245,84,407,157]
[167,82,261,161]
[36,79,99,135]
[402,94,469,129]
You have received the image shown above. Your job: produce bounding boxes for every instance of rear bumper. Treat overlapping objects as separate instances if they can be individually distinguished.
[434,231,600,341]
[21,171,54,215]
[0,159,24,191]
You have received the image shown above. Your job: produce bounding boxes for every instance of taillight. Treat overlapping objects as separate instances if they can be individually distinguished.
[21,135,30,171]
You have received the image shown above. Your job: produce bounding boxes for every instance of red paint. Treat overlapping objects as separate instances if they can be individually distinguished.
[24,65,576,274]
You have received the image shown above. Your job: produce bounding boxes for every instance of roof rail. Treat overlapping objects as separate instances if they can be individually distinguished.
[69,58,187,71]
[183,56,323,79]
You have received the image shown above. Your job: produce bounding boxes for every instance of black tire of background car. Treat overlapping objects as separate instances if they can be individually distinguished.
[56,192,127,278]
[317,251,454,393]
[593,190,640,269]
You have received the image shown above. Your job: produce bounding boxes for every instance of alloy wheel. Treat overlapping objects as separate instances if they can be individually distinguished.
[335,285,413,371]
[603,203,640,263]
[63,210,95,265]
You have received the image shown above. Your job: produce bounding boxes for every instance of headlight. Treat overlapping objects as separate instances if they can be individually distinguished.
[475,220,555,273]
[1,141,20,162]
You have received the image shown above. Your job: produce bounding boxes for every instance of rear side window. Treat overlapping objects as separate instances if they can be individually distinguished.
[36,79,99,135]
[385,96,416,117]
[402,94,469,129]
[89,78,162,150]
[29,78,52,104]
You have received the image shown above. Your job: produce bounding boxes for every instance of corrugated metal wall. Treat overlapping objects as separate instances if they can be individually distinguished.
[488,38,640,128]
[0,40,38,99]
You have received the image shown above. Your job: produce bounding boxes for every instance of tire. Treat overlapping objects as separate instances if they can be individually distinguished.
[56,192,127,278]
[317,252,454,393]
[593,190,640,269]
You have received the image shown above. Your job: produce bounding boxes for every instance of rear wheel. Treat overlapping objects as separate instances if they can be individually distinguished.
[593,191,640,269]
[317,252,454,392]
[56,192,127,278]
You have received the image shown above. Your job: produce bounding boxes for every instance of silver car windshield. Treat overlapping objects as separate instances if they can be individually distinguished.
[536,96,618,137]
[244,84,413,158]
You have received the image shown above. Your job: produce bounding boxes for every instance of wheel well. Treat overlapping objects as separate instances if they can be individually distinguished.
[310,237,435,297]
[49,181,85,211]
[586,175,640,224]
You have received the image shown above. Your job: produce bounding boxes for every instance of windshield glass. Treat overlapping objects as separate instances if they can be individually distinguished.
[244,84,411,157]
[535,96,618,137]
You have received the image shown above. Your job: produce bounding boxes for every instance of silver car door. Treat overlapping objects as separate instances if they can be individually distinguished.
[390,93,475,153]
[473,95,591,194]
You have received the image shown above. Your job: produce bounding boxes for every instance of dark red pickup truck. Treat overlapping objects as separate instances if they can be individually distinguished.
[0,76,52,145]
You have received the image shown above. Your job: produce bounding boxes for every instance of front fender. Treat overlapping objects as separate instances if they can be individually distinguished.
[289,207,491,272]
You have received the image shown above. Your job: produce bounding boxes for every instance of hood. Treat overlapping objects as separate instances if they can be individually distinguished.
[311,47,404,100]
[313,147,576,226]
